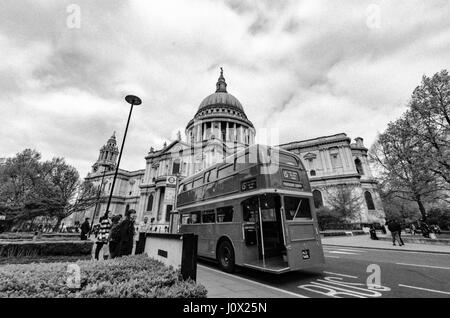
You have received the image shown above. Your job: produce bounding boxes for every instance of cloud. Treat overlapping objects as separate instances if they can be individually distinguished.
[0,0,449,178]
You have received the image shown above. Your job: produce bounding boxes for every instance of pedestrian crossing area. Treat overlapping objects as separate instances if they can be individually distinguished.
[323,246,367,258]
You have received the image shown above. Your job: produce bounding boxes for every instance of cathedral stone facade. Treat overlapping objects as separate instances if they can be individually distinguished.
[78,70,385,230]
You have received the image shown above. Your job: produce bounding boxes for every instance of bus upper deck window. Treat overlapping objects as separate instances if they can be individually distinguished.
[279,153,299,167]
[284,196,312,220]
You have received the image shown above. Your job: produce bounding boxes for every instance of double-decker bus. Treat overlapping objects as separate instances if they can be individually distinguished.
[175,144,325,273]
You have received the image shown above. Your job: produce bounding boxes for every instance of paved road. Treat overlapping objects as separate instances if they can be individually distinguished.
[199,246,450,298]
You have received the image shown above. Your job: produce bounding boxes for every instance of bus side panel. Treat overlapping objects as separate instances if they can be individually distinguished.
[285,222,325,270]
[211,223,244,263]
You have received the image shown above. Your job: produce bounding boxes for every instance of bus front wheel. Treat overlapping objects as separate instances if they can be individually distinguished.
[217,240,235,273]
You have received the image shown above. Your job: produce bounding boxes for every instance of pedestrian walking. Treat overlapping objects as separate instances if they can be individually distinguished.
[108,215,122,259]
[80,218,91,241]
[118,209,137,257]
[387,219,404,246]
[94,211,112,260]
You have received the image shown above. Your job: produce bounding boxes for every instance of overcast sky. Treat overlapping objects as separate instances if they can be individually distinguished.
[1,0,449,177]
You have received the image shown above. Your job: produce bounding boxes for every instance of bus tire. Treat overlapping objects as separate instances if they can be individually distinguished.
[217,239,235,273]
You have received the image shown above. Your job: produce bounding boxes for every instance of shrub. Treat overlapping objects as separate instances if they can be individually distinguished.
[0,241,93,258]
[0,255,207,298]
[0,232,80,241]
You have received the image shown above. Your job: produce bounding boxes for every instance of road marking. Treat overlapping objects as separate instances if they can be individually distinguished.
[328,251,358,255]
[396,263,450,270]
[335,248,366,253]
[398,284,450,295]
[197,264,309,298]
[325,255,340,259]
[323,271,358,279]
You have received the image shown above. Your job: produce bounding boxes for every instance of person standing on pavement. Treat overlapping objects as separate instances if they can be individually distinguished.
[108,215,122,259]
[118,209,137,257]
[94,211,112,260]
[80,218,91,241]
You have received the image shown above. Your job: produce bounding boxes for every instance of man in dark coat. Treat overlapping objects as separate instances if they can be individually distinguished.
[118,209,137,257]
[80,218,91,241]
[387,219,404,246]
[108,215,122,259]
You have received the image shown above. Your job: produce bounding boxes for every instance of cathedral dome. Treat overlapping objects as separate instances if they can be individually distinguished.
[191,67,252,126]
[185,68,255,146]
[198,92,244,112]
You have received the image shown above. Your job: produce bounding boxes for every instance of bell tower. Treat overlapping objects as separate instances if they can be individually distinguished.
[92,132,119,173]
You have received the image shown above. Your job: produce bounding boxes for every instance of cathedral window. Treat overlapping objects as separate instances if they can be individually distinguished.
[312,190,323,209]
[355,158,364,175]
[172,159,181,175]
[329,148,342,169]
[365,191,375,210]
[310,170,316,176]
[146,194,154,211]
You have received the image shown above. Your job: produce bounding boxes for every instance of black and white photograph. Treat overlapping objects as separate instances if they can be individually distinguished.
[0,0,449,306]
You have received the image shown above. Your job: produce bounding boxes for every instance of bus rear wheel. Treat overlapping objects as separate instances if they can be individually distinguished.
[217,240,235,273]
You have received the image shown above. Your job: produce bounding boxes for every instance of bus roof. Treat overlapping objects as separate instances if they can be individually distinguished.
[178,144,302,186]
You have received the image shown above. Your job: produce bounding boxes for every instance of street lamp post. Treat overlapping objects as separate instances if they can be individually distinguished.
[104,95,142,216]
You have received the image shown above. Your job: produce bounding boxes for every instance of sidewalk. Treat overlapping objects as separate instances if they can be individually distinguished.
[321,235,450,254]
[197,264,304,298]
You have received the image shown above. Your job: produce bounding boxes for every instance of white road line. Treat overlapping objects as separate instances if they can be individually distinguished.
[396,263,450,270]
[323,271,358,279]
[198,264,309,298]
[325,255,340,259]
[398,284,450,295]
[328,251,358,255]
[335,248,367,253]
[323,247,369,252]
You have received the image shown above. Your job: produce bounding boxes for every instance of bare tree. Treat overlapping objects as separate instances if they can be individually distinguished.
[370,116,444,220]
[409,70,450,186]
[325,184,364,223]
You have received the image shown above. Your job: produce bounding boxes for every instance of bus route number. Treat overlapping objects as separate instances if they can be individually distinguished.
[241,179,257,192]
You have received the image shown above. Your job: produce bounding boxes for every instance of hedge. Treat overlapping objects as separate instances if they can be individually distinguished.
[0,241,93,258]
[0,232,80,241]
[0,255,207,298]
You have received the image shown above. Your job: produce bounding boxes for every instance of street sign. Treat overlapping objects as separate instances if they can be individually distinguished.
[166,176,177,185]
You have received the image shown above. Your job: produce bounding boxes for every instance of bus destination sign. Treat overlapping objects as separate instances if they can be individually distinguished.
[282,169,299,181]
[241,179,257,192]
[282,181,303,189]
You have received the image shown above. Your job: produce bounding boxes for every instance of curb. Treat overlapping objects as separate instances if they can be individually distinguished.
[322,244,450,255]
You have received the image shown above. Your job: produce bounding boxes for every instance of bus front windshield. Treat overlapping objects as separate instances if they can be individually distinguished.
[283,196,312,220]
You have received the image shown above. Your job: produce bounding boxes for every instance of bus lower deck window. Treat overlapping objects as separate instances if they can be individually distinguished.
[284,196,312,220]
[202,210,216,223]
[190,211,201,224]
[217,206,234,222]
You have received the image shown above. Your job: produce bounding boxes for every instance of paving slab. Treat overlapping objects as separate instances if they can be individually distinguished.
[321,235,450,254]
[197,265,304,298]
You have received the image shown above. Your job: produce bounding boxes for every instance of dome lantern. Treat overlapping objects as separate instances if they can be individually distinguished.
[215,67,227,93]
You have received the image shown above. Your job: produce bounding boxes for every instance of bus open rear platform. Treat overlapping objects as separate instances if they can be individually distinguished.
[243,257,290,274]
